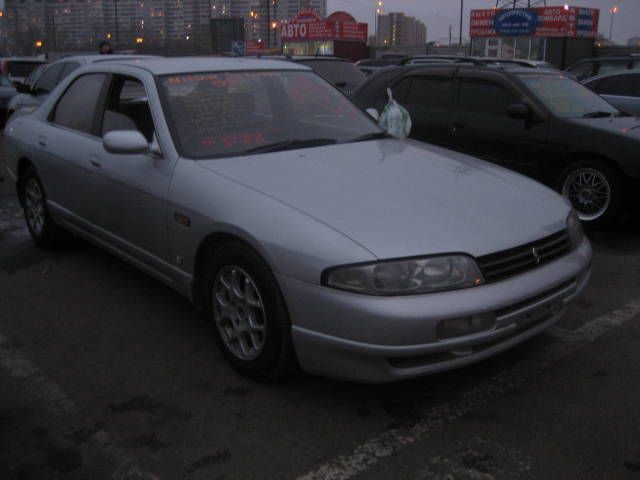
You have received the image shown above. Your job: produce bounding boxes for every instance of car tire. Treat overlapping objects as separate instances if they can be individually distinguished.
[558,159,624,227]
[19,166,66,248]
[204,242,296,380]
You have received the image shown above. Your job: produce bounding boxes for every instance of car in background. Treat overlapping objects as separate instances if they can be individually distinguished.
[287,56,366,95]
[582,70,640,117]
[355,58,403,76]
[1,57,47,84]
[7,54,155,121]
[354,64,640,226]
[566,55,640,81]
[4,57,590,383]
[0,75,17,125]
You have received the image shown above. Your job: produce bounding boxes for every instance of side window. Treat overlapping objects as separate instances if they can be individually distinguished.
[595,75,640,97]
[101,76,155,142]
[457,79,518,117]
[34,63,65,94]
[405,76,452,109]
[373,77,411,111]
[59,62,81,82]
[567,62,594,81]
[52,74,107,134]
[596,61,630,76]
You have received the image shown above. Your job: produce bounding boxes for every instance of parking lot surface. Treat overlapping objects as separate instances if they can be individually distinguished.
[1,136,640,479]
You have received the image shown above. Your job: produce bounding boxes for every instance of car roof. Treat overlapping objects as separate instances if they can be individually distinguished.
[90,56,311,75]
[1,57,46,63]
[582,69,640,84]
[571,56,639,64]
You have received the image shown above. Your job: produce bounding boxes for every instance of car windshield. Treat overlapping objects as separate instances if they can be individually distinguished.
[519,74,618,118]
[296,60,365,86]
[158,70,383,159]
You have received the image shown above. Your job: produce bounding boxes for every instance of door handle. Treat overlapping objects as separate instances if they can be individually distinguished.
[89,155,102,169]
[37,135,46,147]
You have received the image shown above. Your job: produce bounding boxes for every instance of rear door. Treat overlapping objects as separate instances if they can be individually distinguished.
[37,73,110,222]
[394,68,456,147]
[448,70,550,179]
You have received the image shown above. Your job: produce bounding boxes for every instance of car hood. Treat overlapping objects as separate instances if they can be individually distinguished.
[568,115,640,138]
[198,139,570,259]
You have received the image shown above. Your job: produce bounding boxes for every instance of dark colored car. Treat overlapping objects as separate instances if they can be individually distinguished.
[353,64,640,225]
[290,56,366,95]
[566,55,640,81]
[256,55,366,95]
[583,71,640,117]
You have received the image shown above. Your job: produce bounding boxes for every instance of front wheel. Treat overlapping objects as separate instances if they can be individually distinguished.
[204,243,296,380]
[558,160,624,227]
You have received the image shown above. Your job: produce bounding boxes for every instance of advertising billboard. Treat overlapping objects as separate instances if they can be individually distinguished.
[470,6,599,39]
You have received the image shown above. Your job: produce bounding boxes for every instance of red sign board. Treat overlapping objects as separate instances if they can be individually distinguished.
[470,6,599,38]
[245,40,265,55]
[281,12,368,43]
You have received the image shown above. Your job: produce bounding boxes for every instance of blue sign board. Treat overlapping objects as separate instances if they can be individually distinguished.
[493,9,539,36]
[231,41,245,57]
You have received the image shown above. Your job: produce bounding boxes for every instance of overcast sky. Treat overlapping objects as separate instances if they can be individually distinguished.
[327,0,640,44]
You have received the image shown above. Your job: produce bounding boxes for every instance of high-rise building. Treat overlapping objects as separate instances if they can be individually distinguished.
[0,0,326,54]
[377,12,427,47]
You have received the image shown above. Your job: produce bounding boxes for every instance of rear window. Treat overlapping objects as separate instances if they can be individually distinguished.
[297,60,365,87]
[6,61,44,77]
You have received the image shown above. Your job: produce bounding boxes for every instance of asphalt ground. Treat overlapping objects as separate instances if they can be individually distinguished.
[1,135,640,480]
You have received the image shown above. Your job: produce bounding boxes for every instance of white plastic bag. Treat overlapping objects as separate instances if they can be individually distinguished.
[378,88,412,139]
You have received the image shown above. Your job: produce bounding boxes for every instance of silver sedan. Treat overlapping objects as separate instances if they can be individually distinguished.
[4,58,592,383]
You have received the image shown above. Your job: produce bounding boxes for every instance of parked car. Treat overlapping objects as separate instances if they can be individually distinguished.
[258,55,366,95]
[353,64,640,225]
[7,54,155,120]
[4,57,591,383]
[355,58,403,76]
[582,70,640,116]
[566,55,640,81]
[0,75,17,124]
[1,57,47,84]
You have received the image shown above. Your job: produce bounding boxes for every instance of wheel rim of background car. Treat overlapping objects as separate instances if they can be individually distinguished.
[562,168,611,221]
[213,266,267,361]
[24,178,45,235]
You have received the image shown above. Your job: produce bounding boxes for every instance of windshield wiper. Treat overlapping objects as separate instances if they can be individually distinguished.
[583,111,614,118]
[346,132,391,143]
[245,138,338,154]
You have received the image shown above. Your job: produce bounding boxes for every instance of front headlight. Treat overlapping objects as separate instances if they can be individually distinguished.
[323,255,485,296]
[567,210,584,249]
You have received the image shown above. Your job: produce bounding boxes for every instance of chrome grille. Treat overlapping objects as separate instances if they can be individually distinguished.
[477,230,572,283]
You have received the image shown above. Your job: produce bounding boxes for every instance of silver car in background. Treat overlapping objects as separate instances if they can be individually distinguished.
[4,58,591,383]
[583,70,640,116]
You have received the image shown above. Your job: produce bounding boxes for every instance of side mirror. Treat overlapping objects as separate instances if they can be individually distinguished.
[366,108,380,121]
[15,82,32,94]
[103,130,149,155]
[506,103,530,120]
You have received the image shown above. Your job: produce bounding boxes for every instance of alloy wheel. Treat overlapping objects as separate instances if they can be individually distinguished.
[562,168,611,222]
[213,266,267,361]
[24,177,45,236]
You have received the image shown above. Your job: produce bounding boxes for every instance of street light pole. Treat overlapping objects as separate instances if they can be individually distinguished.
[114,0,119,50]
[459,0,464,46]
[609,5,618,42]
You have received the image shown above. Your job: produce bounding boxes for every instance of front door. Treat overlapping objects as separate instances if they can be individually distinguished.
[448,73,550,180]
[86,74,176,265]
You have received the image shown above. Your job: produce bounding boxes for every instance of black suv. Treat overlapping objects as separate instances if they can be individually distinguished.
[353,64,640,225]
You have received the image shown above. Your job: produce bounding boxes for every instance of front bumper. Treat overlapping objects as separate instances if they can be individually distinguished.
[278,239,592,383]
